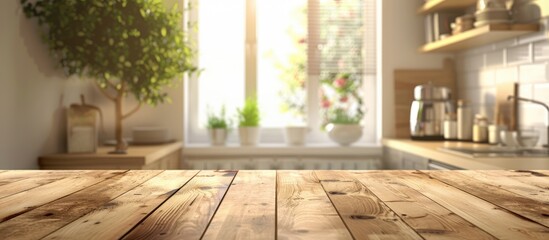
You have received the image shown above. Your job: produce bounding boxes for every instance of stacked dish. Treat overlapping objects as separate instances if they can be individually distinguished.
[474,0,511,27]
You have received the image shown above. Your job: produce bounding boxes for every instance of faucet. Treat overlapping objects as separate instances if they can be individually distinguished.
[508,95,549,148]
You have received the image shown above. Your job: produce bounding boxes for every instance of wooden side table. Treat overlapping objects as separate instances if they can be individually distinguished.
[39,142,182,170]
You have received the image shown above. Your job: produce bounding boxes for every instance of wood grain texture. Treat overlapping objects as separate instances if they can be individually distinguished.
[353,171,497,240]
[316,170,422,240]
[122,170,237,240]
[0,170,547,239]
[0,174,68,199]
[277,170,352,240]
[43,170,198,240]
[463,170,549,203]
[0,170,86,186]
[391,171,549,239]
[496,170,549,190]
[423,170,549,227]
[202,170,276,240]
[0,170,124,223]
[0,170,162,240]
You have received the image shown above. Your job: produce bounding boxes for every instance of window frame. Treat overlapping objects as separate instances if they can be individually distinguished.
[185,0,377,145]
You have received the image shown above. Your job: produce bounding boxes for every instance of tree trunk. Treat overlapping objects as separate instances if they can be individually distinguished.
[113,94,127,154]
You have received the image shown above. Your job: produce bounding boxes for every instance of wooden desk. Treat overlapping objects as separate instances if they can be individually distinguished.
[0,170,547,239]
[38,142,182,169]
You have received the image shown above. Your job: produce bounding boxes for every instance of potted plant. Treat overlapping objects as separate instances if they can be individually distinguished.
[321,73,364,146]
[325,108,363,146]
[21,0,197,154]
[206,106,230,146]
[237,98,261,146]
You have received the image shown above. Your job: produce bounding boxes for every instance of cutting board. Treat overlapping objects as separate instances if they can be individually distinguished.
[393,58,457,139]
[495,82,519,131]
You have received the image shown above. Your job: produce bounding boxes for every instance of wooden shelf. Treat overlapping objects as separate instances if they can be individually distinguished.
[420,23,540,53]
[418,0,477,14]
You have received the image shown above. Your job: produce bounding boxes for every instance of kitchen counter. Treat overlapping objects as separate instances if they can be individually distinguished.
[383,138,549,170]
[0,170,547,239]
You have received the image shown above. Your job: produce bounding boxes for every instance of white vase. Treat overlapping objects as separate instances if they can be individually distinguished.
[284,126,308,146]
[208,128,228,146]
[326,123,363,146]
[239,127,260,146]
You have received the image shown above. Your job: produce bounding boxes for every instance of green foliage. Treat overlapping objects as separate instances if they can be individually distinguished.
[206,106,230,129]
[237,98,261,127]
[326,108,361,124]
[21,0,197,106]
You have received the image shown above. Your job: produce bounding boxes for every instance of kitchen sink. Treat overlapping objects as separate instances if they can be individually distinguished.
[439,147,549,158]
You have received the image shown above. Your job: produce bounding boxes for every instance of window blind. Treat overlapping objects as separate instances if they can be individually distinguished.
[308,0,376,78]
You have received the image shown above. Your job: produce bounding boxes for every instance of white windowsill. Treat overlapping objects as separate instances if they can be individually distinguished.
[182,143,382,158]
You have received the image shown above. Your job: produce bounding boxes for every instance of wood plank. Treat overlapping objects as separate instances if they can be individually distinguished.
[202,170,276,240]
[389,171,549,239]
[462,170,549,203]
[0,170,163,240]
[353,171,496,240]
[0,174,69,199]
[417,0,477,14]
[494,170,549,190]
[277,170,352,240]
[423,170,549,227]
[122,170,237,240]
[0,170,124,223]
[316,170,422,240]
[420,24,540,53]
[43,170,198,240]
[0,170,87,186]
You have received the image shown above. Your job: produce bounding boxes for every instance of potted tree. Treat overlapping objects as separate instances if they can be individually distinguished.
[237,98,261,146]
[22,0,197,153]
[206,106,230,146]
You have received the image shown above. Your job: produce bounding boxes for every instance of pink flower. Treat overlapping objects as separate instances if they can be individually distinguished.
[340,96,348,103]
[321,99,331,108]
[333,78,346,88]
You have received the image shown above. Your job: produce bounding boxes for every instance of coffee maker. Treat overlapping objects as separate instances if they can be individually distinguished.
[410,83,453,140]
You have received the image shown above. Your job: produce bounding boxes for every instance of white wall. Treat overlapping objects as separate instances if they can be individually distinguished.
[379,0,453,138]
[0,0,93,169]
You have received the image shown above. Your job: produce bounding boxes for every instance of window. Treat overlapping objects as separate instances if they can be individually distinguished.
[186,0,377,144]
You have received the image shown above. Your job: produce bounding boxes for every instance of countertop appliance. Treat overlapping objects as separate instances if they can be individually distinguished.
[410,83,453,140]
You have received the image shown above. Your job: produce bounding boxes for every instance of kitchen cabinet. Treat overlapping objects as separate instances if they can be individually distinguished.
[38,142,182,170]
[418,1,539,53]
[184,157,381,170]
[383,146,429,170]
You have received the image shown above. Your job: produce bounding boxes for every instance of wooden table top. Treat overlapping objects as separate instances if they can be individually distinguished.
[0,170,547,239]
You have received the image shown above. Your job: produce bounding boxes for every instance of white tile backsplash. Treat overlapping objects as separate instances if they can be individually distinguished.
[463,54,485,72]
[479,69,496,87]
[506,44,531,65]
[534,40,549,61]
[495,66,519,83]
[519,63,548,84]
[532,82,549,105]
[457,29,549,146]
[486,51,504,67]
[518,83,534,98]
